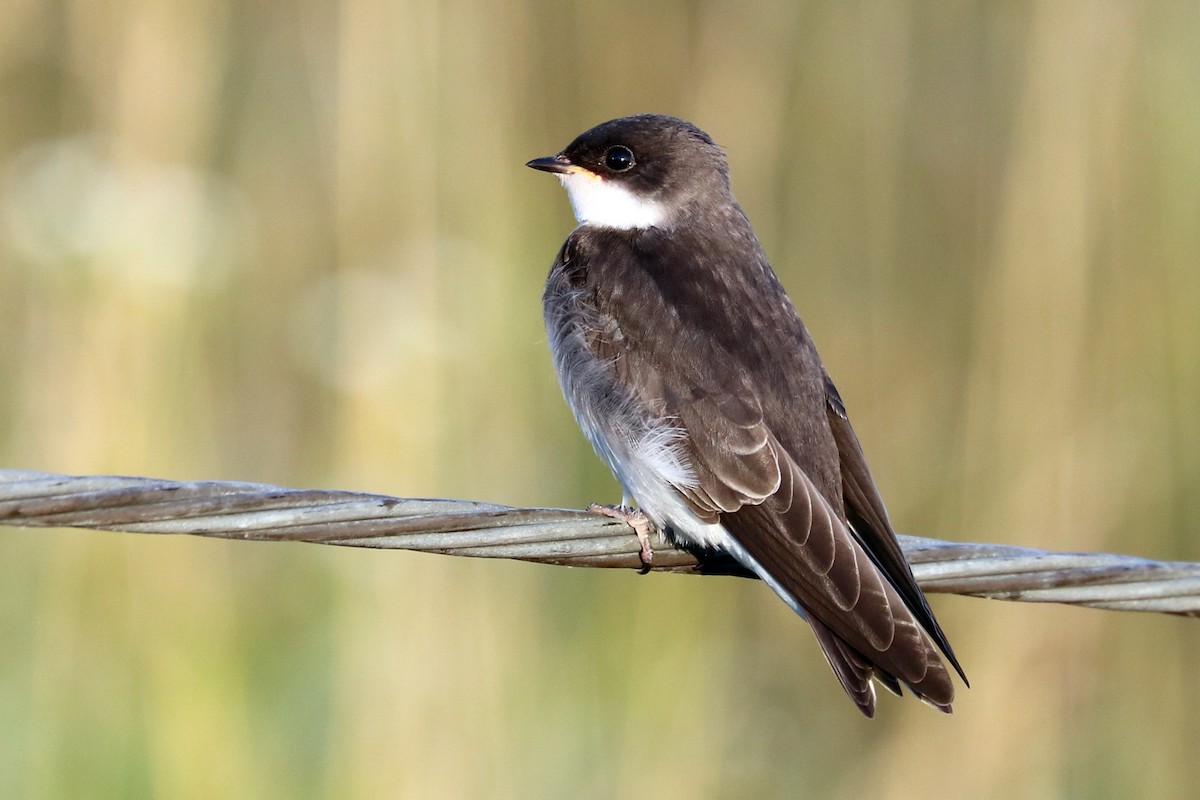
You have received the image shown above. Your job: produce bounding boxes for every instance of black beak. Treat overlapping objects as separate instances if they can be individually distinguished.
[526,154,574,174]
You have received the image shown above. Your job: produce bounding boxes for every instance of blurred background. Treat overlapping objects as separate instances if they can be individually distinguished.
[0,0,1197,797]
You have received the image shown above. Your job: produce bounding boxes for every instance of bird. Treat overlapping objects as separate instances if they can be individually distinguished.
[526,114,965,716]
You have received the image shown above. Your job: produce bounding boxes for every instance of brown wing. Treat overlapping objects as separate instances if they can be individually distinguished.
[824,375,967,684]
[610,332,955,714]
[567,226,959,715]
[669,380,956,715]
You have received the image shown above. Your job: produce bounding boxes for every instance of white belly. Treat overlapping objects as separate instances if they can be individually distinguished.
[543,277,731,551]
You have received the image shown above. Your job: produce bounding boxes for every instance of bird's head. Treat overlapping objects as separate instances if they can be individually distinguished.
[527,114,731,231]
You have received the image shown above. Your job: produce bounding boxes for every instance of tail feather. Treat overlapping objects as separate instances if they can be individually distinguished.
[718,440,958,714]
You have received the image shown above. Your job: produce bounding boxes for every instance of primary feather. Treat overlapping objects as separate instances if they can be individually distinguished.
[535,114,965,716]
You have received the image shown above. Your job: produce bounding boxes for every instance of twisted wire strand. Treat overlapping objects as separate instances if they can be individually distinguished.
[1,470,1197,616]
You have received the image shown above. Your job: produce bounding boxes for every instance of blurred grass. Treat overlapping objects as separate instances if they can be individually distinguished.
[1,0,1198,797]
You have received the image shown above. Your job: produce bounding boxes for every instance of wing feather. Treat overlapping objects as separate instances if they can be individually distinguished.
[549,227,962,714]
[663,378,955,711]
[649,374,957,711]
[824,375,967,684]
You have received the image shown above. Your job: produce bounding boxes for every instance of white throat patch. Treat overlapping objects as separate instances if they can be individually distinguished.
[557,170,667,230]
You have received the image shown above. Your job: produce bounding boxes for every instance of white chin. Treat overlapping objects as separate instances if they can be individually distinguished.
[558,172,667,230]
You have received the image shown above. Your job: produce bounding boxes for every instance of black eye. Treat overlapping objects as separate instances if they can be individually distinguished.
[604,145,635,172]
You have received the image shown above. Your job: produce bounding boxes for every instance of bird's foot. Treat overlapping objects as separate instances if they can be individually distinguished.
[588,503,654,574]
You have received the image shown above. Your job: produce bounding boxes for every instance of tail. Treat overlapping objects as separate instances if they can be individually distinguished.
[718,445,958,716]
[808,616,951,717]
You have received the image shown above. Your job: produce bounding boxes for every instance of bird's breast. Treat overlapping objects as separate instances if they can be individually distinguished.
[542,258,699,526]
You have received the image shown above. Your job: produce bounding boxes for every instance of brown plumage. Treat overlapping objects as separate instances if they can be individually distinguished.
[530,114,965,716]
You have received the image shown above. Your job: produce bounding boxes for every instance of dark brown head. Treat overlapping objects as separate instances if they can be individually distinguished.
[527,114,732,230]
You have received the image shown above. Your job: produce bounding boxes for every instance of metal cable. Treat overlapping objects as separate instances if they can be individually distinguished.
[2,469,1196,616]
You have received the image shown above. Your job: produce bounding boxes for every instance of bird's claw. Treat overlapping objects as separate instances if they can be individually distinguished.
[588,503,654,573]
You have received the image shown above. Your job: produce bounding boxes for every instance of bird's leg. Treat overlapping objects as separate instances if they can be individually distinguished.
[587,502,654,573]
